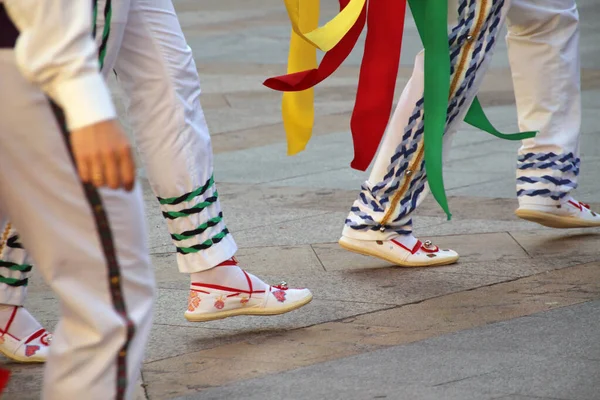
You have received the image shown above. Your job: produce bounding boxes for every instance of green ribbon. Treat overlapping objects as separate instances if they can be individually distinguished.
[91,0,112,70]
[408,0,537,220]
[464,97,536,140]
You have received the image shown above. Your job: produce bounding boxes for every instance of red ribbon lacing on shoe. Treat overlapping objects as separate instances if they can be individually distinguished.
[24,328,45,344]
[191,258,266,298]
[0,306,17,341]
[568,200,590,211]
[390,239,422,255]
[390,239,439,254]
[0,308,52,345]
[216,257,239,267]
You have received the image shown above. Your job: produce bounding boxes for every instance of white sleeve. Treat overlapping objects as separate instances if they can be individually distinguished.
[3,0,116,131]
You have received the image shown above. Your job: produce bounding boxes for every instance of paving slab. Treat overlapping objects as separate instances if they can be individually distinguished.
[140,261,600,398]
[184,301,600,400]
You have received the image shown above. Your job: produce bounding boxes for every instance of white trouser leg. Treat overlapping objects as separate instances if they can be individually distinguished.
[0,0,132,309]
[97,0,237,273]
[0,50,154,400]
[344,0,511,240]
[507,0,581,206]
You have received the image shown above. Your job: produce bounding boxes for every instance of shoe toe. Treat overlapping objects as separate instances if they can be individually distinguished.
[1,330,51,363]
[267,287,312,307]
[287,288,313,302]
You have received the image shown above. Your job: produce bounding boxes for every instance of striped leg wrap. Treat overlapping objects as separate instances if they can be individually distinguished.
[158,176,231,255]
[0,224,32,289]
[517,152,580,201]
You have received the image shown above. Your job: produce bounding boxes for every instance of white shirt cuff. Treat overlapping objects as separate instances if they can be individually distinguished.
[53,73,117,131]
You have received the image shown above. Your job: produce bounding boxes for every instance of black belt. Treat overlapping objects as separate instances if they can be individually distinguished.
[0,4,19,48]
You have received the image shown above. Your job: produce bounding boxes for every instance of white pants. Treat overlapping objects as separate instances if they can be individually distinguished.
[509,0,581,206]
[0,50,155,399]
[344,0,580,240]
[0,0,238,305]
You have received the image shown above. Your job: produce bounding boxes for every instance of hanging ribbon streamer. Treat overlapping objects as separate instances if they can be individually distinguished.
[350,0,406,170]
[276,0,366,155]
[409,0,536,218]
[264,0,366,92]
[282,0,366,51]
[409,0,451,217]
[464,97,535,140]
[0,368,10,395]
[267,0,537,219]
[280,0,319,155]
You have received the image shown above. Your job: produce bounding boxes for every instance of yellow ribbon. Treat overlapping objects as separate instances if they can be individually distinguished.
[281,0,318,155]
[281,0,364,155]
[283,0,366,51]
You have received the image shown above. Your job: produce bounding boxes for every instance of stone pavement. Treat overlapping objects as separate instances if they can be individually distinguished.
[3,0,600,399]
[183,299,600,400]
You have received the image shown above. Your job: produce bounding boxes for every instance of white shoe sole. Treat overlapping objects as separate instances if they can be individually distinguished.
[515,209,600,229]
[0,346,45,363]
[184,293,313,322]
[338,236,459,267]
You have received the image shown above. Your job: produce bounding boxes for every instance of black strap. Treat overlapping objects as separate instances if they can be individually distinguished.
[0,4,19,49]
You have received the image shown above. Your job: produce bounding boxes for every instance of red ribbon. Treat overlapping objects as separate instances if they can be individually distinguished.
[0,368,10,394]
[350,0,406,170]
[263,0,366,92]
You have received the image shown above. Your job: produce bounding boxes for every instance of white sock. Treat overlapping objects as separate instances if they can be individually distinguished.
[0,305,42,341]
[389,233,419,250]
[190,258,269,293]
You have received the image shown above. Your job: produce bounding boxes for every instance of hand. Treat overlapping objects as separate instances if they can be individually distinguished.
[70,119,136,191]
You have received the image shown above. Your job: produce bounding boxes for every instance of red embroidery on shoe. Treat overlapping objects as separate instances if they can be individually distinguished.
[569,200,590,211]
[40,334,51,347]
[420,245,439,253]
[273,290,286,303]
[188,291,202,312]
[390,239,421,254]
[25,345,39,357]
[240,296,249,305]
[214,296,226,310]
[568,200,582,211]
[25,328,46,344]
